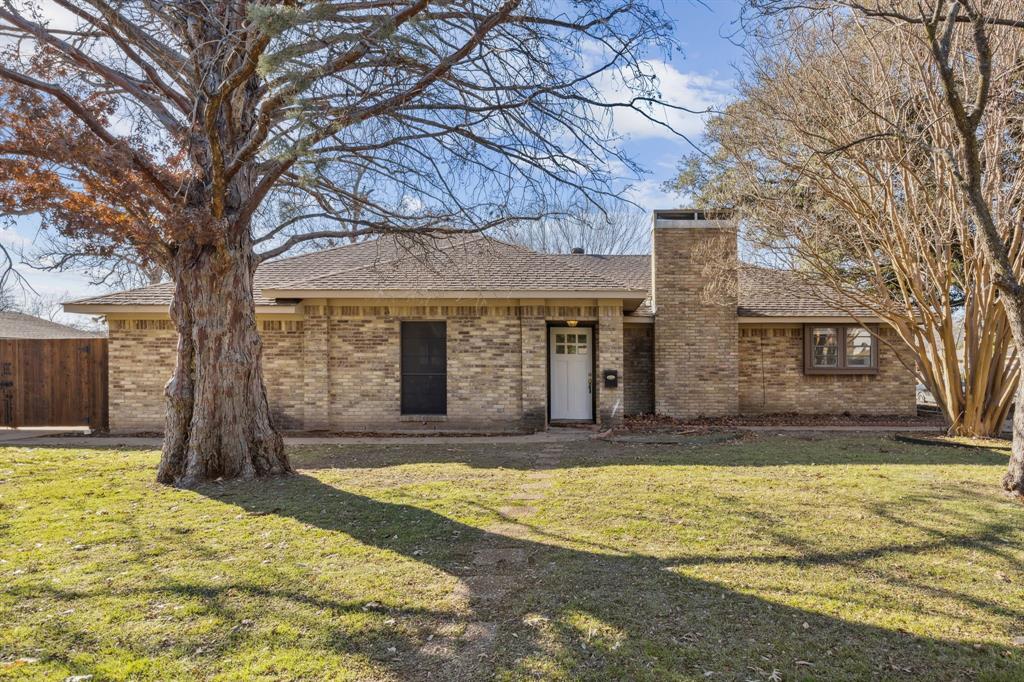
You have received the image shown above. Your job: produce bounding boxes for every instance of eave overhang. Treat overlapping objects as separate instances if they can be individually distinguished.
[63,303,298,315]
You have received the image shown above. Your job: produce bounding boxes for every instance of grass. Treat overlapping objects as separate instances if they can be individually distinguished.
[1,434,1023,681]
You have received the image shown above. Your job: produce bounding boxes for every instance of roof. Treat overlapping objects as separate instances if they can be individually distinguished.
[67,235,647,311]
[737,266,875,318]
[64,234,868,319]
[0,311,106,339]
[265,236,638,295]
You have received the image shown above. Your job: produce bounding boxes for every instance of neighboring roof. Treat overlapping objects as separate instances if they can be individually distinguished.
[63,234,868,320]
[0,311,105,339]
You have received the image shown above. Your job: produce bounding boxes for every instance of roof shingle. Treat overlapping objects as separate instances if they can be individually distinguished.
[269,237,637,293]
[0,312,105,339]
[65,235,867,319]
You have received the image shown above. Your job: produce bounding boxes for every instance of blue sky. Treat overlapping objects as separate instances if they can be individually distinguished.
[2,0,746,311]
[618,0,745,208]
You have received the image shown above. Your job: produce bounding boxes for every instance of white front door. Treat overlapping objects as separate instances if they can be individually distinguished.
[549,327,593,420]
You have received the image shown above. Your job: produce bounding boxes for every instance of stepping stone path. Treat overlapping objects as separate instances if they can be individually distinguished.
[429,458,559,678]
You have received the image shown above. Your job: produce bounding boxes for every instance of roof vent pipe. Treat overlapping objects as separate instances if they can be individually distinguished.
[570,247,585,254]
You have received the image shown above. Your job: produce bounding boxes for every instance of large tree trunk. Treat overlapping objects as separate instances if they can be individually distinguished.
[156,240,290,488]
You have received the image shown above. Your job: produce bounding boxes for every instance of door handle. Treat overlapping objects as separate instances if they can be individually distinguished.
[588,374,592,394]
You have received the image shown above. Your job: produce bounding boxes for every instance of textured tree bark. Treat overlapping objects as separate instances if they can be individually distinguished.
[998,287,1024,497]
[1004,380,1024,496]
[156,239,290,488]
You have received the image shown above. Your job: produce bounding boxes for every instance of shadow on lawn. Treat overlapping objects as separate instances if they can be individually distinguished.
[202,472,1024,681]
[287,436,1011,471]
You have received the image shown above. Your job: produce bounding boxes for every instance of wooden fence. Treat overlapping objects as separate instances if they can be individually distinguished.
[0,338,108,429]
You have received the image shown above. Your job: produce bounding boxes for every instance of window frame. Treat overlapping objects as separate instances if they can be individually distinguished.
[400,320,447,415]
[803,324,879,375]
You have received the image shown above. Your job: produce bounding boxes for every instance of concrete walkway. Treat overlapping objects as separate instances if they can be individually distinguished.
[0,427,90,444]
[0,427,595,448]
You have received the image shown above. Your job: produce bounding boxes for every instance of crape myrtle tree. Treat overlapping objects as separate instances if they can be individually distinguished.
[0,0,681,487]
[728,0,1024,495]
[669,5,1023,438]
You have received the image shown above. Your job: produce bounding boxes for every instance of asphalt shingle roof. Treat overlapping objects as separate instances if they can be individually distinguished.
[66,235,866,319]
[270,237,635,293]
[0,312,105,339]
[736,266,875,318]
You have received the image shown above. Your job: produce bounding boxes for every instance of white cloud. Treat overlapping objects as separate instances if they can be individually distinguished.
[623,179,679,211]
[0,227,30,248]
[593,59,733,141]
[32,1,77,30]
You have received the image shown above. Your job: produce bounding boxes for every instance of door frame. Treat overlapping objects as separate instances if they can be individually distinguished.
[545,321,597,423]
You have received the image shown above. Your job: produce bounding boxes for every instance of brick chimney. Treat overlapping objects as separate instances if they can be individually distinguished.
[651,209,738,418]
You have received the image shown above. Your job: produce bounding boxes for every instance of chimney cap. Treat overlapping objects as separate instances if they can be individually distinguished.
[653,208,733,221]
[570,247,585,254]
[653,208,735,230]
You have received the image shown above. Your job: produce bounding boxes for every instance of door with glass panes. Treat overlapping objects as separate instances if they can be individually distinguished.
[549,327,592,420]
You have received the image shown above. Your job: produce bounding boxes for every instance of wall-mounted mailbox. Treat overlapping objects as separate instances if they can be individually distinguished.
[603,369,618,388]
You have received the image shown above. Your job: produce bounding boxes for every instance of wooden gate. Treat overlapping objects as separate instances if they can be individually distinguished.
[0,338,108,429]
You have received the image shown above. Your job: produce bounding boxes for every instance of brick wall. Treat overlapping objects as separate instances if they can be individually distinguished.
[448,314,524,426]
[107,318,308,432]
[738,324,917,415]
[105,300,626,432]
[623,323,654,415]
[519,302,547,429]
[596,300,624,425]
[322,305,526,430]
[653,218,739,418]
[259,320,305,430]
[107,319,176,431]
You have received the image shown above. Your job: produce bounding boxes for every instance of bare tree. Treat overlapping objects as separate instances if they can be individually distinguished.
[29,233,166,290]
[0,0,683,486]
[0,283,14,312]
[498,209,650,254]
[676,2,1024,446]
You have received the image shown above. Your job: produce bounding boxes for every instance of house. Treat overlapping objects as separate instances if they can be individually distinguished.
[64,210,917,432]
[0,311,105,339]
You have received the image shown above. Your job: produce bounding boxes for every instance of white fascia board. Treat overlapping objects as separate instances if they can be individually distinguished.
[263,288,644,301]
[63,303,297,315]
[737,315,883,324]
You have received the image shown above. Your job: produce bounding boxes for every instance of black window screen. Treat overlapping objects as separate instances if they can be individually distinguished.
[401,321,447,415]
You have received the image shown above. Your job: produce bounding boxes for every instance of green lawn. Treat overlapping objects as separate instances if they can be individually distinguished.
[2,435,1023,681]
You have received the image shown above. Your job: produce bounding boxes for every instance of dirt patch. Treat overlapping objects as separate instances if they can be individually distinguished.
[454,575,514,604]
[485,522,531,539]
[473,547,528,567]
[416,621,497,681]
[497,505,537,518]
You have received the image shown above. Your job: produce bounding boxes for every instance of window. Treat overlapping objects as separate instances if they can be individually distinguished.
[554,332,588,356]
[810,327,839,368]
[401,321,446,414]
[803,324,878,374]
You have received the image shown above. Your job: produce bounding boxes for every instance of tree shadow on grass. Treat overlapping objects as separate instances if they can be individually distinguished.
[200,472,1024,681]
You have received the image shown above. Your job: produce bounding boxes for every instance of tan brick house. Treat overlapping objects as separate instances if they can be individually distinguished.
[65,210,917,432]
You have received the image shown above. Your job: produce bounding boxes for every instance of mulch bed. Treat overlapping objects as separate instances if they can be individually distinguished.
[893,433,1011,450]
